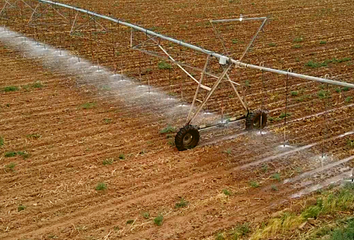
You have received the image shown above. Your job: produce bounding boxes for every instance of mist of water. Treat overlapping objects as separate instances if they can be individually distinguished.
[0,27,219,127]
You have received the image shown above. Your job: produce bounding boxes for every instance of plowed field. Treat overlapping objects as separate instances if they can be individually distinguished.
[0,0,353,239]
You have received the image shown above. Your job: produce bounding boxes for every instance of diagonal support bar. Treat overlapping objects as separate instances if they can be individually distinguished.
[225,73,248,111]
[153,41,212,91]
[188,64,232,125]
[187,55,211,124]
[239,18,267,61]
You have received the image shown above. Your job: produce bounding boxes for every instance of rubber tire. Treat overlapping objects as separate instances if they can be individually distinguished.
[246,110,268,130]
[175,125,200,151]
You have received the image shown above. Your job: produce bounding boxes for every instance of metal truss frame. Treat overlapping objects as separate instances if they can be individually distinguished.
[1,0,354,129]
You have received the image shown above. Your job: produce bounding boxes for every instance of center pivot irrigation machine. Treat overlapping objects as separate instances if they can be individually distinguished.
[1,0,354,151]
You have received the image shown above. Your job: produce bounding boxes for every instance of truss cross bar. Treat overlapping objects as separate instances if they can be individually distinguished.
[131,34,157,49]
[189,64,232,125]
[19,0,35,11]
[225,73,248,111]
[48,4,68,22]
[134,47,221,80]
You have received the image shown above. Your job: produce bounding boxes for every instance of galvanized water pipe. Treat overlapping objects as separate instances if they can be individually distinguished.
[37,0,354,89]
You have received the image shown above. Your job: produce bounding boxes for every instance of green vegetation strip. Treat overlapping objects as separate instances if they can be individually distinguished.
[249,184,354,240]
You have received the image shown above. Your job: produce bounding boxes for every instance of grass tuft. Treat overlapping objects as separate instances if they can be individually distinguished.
[272,173,281,182]
[18,204,26,212]
[32,82,43,88]
[26,134,41,139]
[154,214,164,226]
[290,91,298,96]
[249,181,260,188]
[222,189,231,196]
[160,125,176,134]
[95,182,107,191]
[102,158,114,165]
[5,162,16,171]
[318,90,330,99]
[5,151,17,157]
[175,197,189,208]
[3,86,19,92]
[158,61,172,70]
[142,212,150,219]
[0,136,4,147]
[293,37,304,42]
[126,219,134,224]
[250,184,354,239]
[79,102,96,109]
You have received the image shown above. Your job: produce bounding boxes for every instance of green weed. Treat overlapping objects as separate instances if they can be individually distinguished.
[18,204,26,212]
[272,173,281,182]
[26,134,41,139]
[142,212,150,219]
[292,44,302,49]
[160,125,176,134]
[0,136,4,147]
[3,86,19,92]
[95,182,107,191]
[79,102,96,109]
[32,82,43,88]
[118,154,125,160]
[293,37,304,43]
[347,140,354,149]
[306,58,352,68]
[268,42,276,47]
[102,158,114,165]
[17,151,30,159]
[175,197,189,208]
[330,219,354,240]
[305,60,327,68]
[5,152,17,157]
[104,118,112,124]
[215,233,225,240]
[249,181,260,188]
[320,40,327,44]
[345,97,352,103]
[5,162,16,171]
[126,219,134,224]
[158,61,172,70]
[222,189,231,196]
[223,149,232,156]
[318,90,330,99]
[296,94,311,102]
[154,214,163,226]
[261,164,268,173]
[279,112,291,119]
[271,185,278,191]
[290,91,298,96]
